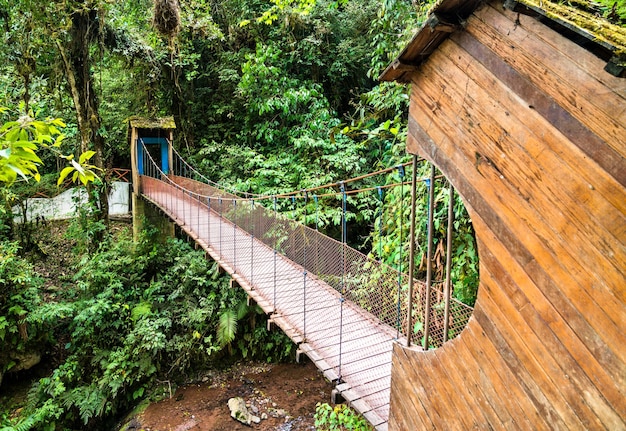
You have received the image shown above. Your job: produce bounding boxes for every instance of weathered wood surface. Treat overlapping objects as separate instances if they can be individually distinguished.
[389,1,626,429]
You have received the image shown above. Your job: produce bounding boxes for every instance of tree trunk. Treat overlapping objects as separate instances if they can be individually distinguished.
[56,6,109,227]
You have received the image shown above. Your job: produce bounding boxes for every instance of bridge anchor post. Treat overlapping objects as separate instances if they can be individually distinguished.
[295,348,309,364]
[132,194,174,242]
[331,388,346,405]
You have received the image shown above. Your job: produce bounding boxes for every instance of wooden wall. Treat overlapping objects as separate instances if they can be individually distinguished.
[388,2,626,430]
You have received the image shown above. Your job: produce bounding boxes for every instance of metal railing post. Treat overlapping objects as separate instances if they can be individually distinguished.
[207,197,211,244]
[423,164,436,350]
[291,196,296,264]
[313,194,319,275]
[407,156,418,346]
[378,187,384,261]
[273,196,277,313]
[250,198,254,287]
[443,183,455,343]
[338,181,346,383]
[396,165,405,340]
[219,198,223,257]
[233,199,237,274]
[303,191,308,341]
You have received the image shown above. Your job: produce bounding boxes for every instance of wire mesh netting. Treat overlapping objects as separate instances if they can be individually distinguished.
[138,144,475,427]
[144,171,473,343]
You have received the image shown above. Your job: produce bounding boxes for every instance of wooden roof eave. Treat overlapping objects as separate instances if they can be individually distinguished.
[380,0,626,82]
[379,25,453,83]
[379,0,484,83]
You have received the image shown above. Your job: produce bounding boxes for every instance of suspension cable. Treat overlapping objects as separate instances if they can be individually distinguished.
[273,160,415,198]
[170,144,417,201]
[140,143,437,214]
[171,146,263,198]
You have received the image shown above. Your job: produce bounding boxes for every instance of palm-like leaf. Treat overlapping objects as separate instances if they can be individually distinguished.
[217,310,237,346]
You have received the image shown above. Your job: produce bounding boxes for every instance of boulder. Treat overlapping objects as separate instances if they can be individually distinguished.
[11,351,41,372]
[227,397,260,426]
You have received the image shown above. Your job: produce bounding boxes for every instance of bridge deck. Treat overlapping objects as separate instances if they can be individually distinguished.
[141,178,399,430]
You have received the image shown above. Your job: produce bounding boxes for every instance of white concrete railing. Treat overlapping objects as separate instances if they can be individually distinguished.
[12,182,130,223]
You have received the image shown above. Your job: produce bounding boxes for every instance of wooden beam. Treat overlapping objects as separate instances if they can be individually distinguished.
[605,56,626,78]
[390,59,419,74]
[426,13,465,33]
[503,0,620,59]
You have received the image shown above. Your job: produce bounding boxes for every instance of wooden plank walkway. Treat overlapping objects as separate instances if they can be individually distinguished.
[141,177,402,430]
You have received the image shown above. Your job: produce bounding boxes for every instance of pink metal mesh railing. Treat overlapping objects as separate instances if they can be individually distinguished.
[140,147,474,347]
[158,175,412,335]
[138,146,475,428]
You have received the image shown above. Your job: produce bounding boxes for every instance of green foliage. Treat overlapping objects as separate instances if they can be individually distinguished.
[217,309,238,346]
[237,323,295,362]
[1,223,294,429]
[254,0,317,25]
[1,12,479,431]
[0,241,46,375]
[367,162,479,307]
[314,403,373,431]
[605,0,626,22]
[0,108,103,249]
[367,0,433,79]
[56,150,100,187]
[237,42,332,147]
[0,108,65,186]
[64,189,109,254]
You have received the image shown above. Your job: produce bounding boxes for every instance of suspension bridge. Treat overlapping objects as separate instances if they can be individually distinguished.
[133,137,474,430]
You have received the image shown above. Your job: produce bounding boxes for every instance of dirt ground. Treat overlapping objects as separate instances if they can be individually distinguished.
[131,361,334,431]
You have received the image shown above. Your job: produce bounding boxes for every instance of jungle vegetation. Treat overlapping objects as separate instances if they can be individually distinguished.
[0,0,485,428]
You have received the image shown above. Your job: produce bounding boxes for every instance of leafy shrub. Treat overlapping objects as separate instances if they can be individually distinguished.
[4,226,293,430]
[314,403,373,431]
[0,241,47,378]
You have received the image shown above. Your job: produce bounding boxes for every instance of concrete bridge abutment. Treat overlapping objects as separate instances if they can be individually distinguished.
[132,193,175,242]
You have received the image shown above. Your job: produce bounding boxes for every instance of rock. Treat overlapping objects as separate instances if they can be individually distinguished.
[228,397,257,426]
[249,404,259,414]
[10,351,41,372]
[261,413,268,420]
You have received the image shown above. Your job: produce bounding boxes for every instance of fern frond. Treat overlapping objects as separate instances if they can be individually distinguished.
[217,310,237,346]
[236,300,249,321]
[0,415,36,431]
[0,400,51,431]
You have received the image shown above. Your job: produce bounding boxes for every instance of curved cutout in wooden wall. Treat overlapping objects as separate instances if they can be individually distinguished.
[388,2,626,429]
